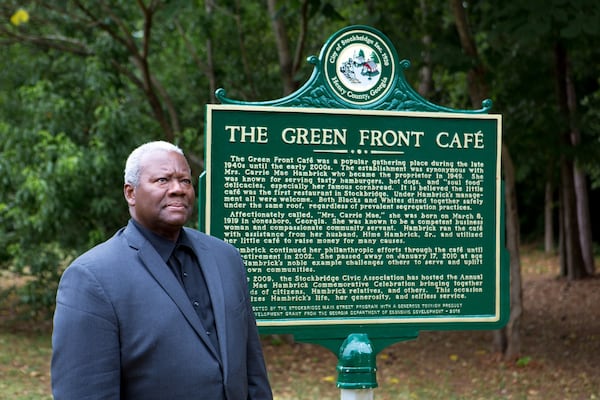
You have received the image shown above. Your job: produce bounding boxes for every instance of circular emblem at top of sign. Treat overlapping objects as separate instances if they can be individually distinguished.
[323,26,396,106]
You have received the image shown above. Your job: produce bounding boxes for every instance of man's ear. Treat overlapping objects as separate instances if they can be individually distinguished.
[124,183,135,207]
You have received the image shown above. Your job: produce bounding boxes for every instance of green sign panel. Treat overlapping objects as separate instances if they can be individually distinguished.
[200,25,508,349]
[202,106,505,329]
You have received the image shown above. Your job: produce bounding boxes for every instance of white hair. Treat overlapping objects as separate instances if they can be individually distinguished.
[124,141,184,187]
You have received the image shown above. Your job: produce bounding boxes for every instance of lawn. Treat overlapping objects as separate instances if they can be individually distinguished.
[0,333,52,399]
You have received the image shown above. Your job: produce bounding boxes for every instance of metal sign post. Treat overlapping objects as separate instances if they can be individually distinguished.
[337,333,377,399]
[200,25,508,397]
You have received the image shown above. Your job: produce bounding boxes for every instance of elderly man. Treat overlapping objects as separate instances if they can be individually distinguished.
[51,141,272,399]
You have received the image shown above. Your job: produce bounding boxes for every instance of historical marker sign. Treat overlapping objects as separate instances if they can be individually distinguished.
[200,25,508,347]
[202,106,505,328]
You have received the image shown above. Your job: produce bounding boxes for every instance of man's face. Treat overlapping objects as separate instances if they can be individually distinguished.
[124,150,195,241]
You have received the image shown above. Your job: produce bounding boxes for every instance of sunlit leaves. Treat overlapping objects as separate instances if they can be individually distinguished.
[10,8,29,26]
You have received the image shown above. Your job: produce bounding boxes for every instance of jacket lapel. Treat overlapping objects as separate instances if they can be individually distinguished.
[123,222,222,362]
[190,237,228,365]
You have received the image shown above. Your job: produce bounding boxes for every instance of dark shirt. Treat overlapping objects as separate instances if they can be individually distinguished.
[130,219,219,353]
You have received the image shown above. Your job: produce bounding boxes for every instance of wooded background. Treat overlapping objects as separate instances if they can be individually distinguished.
[1,0,598,359]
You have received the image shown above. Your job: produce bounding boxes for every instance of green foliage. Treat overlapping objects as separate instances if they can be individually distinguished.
[0,0,599,311]
[0,38,146,312]
[516,355,532,367]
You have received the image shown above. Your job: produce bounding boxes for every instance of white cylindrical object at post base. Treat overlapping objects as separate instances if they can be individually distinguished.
[340,388,374,400]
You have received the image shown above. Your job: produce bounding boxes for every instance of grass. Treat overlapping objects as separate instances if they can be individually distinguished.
[0,333,52,400]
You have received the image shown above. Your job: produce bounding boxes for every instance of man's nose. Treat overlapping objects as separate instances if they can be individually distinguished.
[168,180,186,193]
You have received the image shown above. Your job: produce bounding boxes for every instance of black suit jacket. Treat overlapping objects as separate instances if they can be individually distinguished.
[51,220,272,399]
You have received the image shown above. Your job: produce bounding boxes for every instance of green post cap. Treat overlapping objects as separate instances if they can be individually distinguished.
[336,333,378,389]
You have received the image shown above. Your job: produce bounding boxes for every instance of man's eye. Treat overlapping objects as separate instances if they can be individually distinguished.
[157,178,168,183]
[182,179,192,185]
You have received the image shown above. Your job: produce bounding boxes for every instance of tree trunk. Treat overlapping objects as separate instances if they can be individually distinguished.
[498,144,523,359]
[449,0,488,104]
[573,168,594,274]
[93,0,177,141]
[450,0,522,359]
[205,0,218,104]
[554,42,589,280]
[233,0,258,100]
[267,0,296,95]
[558,188,567,276]
[417,0,433,97]
[559,158,587,279]
[565,60,595,275]
[291,0,310,77]
[544,180,555,253]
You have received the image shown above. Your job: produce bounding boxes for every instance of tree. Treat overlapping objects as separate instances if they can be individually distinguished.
[450,0,523,360]
[0,42,144,311]
[1,0,598,331]
[487,0,599,279]
[0,1,210,169]
[0,0,349,312]
[555,43,589,279]
[266,0,345,96]
[0,1,204,312]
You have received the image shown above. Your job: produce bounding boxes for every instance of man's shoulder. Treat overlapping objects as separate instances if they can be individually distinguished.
[73,227,132,265]
[182,227,221,243]
[182,227,237,251]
